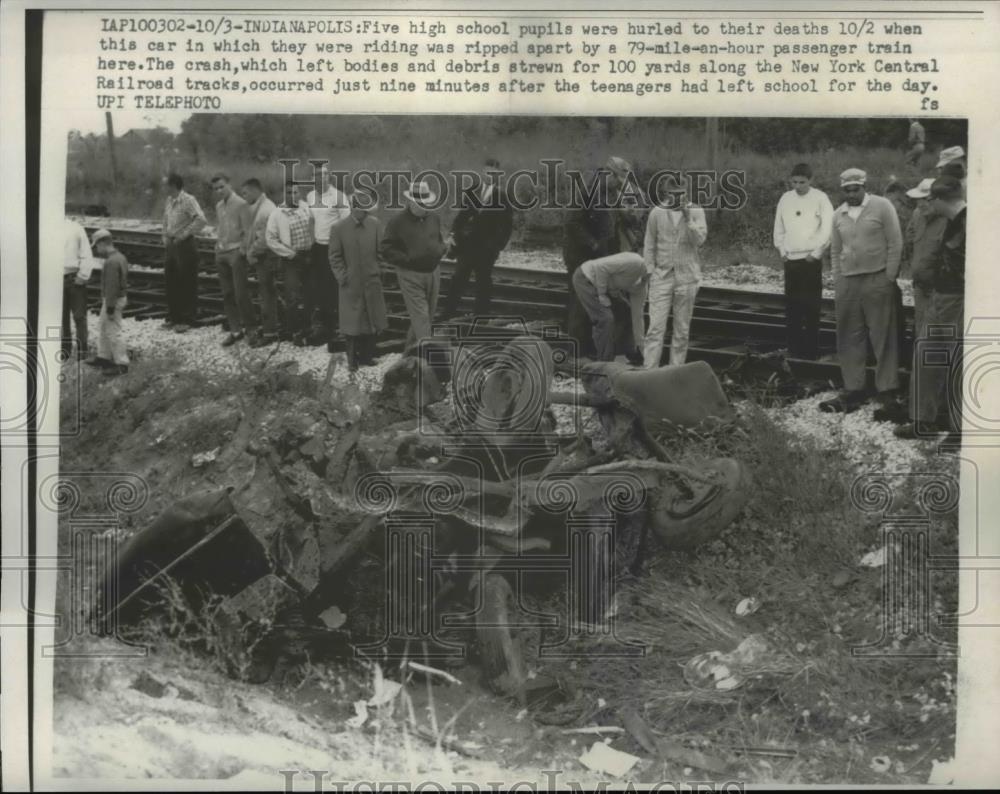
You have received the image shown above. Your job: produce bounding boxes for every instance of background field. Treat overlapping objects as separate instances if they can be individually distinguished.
[66,115,967,266]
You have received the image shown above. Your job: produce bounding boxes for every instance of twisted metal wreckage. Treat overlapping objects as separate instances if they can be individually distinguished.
[94,329,751,702]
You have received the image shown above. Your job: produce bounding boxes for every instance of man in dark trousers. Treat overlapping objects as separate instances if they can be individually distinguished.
[895,176,966,448]
[562,156,637,357]
[440,157,513,319]
[161,173,207,333]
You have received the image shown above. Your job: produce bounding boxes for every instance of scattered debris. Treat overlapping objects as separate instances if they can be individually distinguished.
[367,666,402,707]
[578,741,640,777]
[860,547,887,568]
[346,700,368,728]
[405,661,463,686]
[683,634,786,692]
[830,570,856,589]
[869,755,892,774]
[735,597,761,617]
[191,447,220,468]
[318,606,346,631]
[561,727,625,736]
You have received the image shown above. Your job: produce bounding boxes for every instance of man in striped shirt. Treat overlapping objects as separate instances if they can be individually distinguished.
[266,182,314,346]
[162,173,207,333]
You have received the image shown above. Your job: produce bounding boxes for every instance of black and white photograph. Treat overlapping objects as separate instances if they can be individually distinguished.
[46,110,972,785]
[2,2,999,791]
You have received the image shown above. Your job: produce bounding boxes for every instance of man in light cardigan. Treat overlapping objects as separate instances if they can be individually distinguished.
[773,163,834,360]
[820,168,903,414]
[642,174,708,367]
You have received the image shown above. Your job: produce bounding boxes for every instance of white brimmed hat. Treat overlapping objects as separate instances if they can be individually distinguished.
[906,178,936,199]
[403,180,437,205]
[936,146,965,168]
[90,228,112,246]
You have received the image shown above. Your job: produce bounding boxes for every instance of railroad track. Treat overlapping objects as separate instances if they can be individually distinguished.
[83,225,913,386]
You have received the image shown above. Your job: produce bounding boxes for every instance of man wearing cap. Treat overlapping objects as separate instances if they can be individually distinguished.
[896,175,966,445]
[573,251,649,362]
[440,157,513,319]
[936,146,967,197]
[905,118,926,167]
[162,173,207,333]
[563,157,635,357]
[904,178,947,342]
[63,218,95,361]
[85,229,130,376]
[266,182,314,346]
[329,193,388,371]
[306,167,352,351]
[820,168,903,413]
[772,163,834,360]
[642,174,708,367]
[380,180,447,350]
[211,173,254,347]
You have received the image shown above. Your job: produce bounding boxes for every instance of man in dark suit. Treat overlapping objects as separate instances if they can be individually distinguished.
[440,157,514,318]
[562,157,639,358]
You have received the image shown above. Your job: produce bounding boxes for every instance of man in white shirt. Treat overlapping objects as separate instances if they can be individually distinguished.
[305,166,351,350]
[642,175,708,367]
[63,218,95,360]
[773,163,834,360]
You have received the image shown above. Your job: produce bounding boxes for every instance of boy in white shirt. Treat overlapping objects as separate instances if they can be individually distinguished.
[773,163,834,360]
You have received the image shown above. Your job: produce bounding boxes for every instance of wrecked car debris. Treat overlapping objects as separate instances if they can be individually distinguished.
[95,334,752,701]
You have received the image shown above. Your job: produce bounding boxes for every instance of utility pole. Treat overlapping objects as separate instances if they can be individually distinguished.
[105,111,118,187]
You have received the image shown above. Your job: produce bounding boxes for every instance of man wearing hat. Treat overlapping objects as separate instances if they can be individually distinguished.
[562,157,637,357]
[820,168,903,413]
[896,175,966,445]
[936,146,967,197]
[85,229,130,376]
[329,192,388,371]
[380,179,447,349]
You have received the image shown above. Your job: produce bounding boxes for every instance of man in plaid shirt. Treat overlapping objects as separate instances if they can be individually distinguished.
[266,182,314,345]
[162,173,207,332]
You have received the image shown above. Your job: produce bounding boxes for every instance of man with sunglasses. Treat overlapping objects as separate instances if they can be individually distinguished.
[820,168,903,414]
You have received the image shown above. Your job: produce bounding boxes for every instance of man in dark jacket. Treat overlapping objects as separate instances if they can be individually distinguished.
[895,175,966,447]
[380,180,447,350]
[440,157,513,318]
[562,157,638,357]
[329,194,388,371]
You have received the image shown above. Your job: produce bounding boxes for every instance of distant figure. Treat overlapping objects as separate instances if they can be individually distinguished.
[162,173,207,333]
[306,166,352,351]
[772,163,834,360]
[63,218,95,361]
[211,173,253,347]
[563,157,636,357]
[642,174,708,367]
[440,156,513,318]
[896,176,966,447]
[266,182,314,346]
[86,229,129,376]
[905,118,926,167]
[329,193,388,371]
[241,178,278,347]
[820,168,902,414]
[380,180,447,351]
[572,251,648,363]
